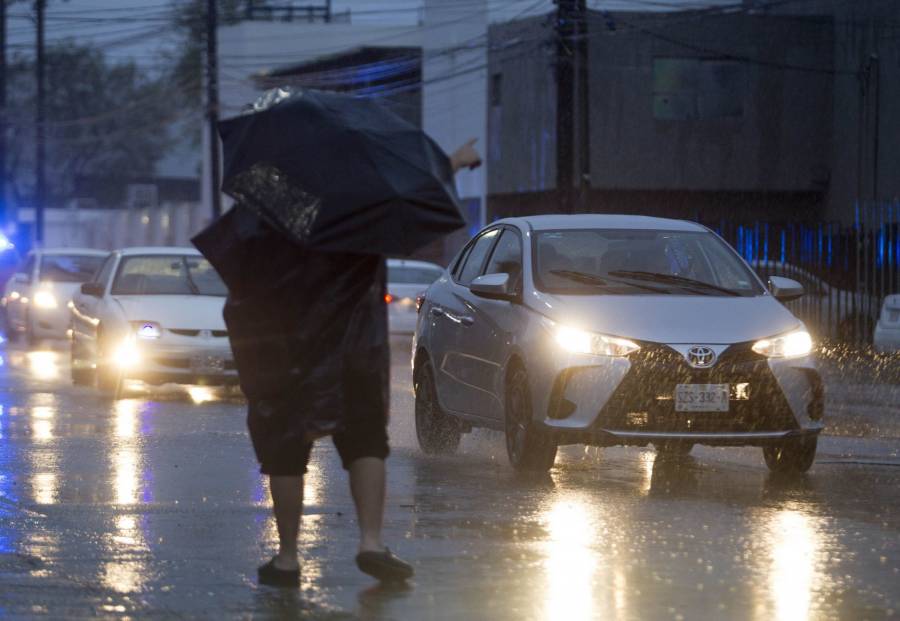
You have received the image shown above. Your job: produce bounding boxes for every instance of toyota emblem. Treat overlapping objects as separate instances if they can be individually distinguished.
[686,345,716,368]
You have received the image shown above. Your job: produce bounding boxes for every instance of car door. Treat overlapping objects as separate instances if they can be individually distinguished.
[71,253,117,357]
[6,253,36,331]
[428,228,501,416]
[454,227,527,419]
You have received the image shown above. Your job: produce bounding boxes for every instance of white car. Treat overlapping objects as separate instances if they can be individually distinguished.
[387,259,443,334]
[70,247,236,395]
[2,248,108,343]
[874,294,900,353]
[413,215,824,474]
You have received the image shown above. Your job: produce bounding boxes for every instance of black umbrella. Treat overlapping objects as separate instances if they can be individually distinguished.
[210,87,465,257]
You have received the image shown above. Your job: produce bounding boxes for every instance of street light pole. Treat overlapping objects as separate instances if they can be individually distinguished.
[206,0,222,219]
[554,0,586,215]
[0,0,7,225]
[35,0,45,244]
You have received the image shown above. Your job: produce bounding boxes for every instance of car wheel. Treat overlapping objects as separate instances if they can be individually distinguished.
[70,342,95,386]
[414,360,460,454]
[655,441,694,457]
[505,365,557,473]
[763,437,817,473]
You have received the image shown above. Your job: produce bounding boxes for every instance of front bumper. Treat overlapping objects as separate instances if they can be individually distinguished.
[536,341,824,447]
[874,323,900,353]
[123,343,237,386]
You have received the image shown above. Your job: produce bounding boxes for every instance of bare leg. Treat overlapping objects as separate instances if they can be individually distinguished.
[269,475,303,570]
[349,457,385,553]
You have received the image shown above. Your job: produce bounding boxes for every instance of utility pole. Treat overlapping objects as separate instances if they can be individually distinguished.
[554,0,586,215]
[35,0,45,244]
[206,0,222,218]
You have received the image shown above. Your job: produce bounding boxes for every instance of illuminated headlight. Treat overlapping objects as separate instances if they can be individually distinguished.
[132,321,162,340]
[554,324,640,357]
[752,329,813,358]
[113,337,141,368]
[34,290,57,309]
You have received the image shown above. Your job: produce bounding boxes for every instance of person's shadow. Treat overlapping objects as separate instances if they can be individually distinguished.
[357,581,413,621]
[252,587,356,620]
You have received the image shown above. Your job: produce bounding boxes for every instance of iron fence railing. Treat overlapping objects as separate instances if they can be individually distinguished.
[700,200,900,345]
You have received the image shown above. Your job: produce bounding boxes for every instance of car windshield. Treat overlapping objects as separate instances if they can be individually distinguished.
[39,254,106,283]
[111,255,227,296]
[534,229,764,296]
[388,265,443,285]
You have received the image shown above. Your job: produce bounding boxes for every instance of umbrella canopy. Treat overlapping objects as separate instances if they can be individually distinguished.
[215,87,465,256]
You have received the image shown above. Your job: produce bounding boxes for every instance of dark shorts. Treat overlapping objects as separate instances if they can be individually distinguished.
[254,400,390,476]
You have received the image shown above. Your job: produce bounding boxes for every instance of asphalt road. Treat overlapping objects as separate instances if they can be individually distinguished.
[0,336,899,620]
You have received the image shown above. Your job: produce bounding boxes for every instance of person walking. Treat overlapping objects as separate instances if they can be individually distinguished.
[209,133,481,588]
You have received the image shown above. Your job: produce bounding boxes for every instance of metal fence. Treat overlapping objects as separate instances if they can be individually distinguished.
[698,200,900,345]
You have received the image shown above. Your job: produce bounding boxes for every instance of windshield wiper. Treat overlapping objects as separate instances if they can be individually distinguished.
[549,269,609,286]
[607,270,742,296]
[548,269,669,293]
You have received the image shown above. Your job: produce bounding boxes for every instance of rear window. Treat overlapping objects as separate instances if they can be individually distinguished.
[39,254,106,283]
[388,265,442,285]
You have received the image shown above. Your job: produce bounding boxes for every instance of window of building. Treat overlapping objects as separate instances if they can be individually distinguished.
[653,58,744,120]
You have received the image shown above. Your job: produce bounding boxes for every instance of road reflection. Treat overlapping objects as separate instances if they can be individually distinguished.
[541,495,599,621]
[26,350,60,381]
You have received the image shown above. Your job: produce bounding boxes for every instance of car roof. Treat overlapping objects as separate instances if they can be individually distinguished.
[36,247,109,256]
[116,247,202,257]
[496,214,709,232]
[386,259,443,269]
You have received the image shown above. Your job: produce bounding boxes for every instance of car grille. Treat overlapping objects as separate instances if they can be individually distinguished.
[168,329,229,338]
[154,357,235,371]
[590,342,798,434]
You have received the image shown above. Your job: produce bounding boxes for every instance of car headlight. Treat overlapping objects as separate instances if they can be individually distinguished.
[553,324,640,357]
[113,336,141,368]
[33,290,57,309]
[131,321,162,340]
[752,329,813,358]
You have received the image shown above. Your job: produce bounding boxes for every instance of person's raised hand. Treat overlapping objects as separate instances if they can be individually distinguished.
[450,138,482,172]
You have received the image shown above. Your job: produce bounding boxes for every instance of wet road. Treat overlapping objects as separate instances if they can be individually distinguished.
[1,337,899,620]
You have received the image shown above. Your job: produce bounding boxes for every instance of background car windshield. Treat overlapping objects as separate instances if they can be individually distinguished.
[111,256,227,296]
[534,229,764,296]
[388,265,443,285]
[39,255,105,283]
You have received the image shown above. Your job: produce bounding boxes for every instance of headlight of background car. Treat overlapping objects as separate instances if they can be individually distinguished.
[553,324,640,357]
[751,329,813,358]
[33,290,58,309]
[131,321,162,340]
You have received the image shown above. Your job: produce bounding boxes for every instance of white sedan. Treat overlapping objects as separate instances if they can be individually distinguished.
[70,247,236,396]
[3,248,108,343]
[387,259,443,334]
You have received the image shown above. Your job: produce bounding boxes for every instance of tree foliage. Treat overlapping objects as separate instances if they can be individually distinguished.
[6,43,174,207]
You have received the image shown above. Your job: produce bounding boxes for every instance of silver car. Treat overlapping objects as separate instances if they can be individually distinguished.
[413,215,824,473]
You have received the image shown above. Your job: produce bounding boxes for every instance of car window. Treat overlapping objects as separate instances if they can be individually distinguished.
[484,229,523,291]
[93,256,116,288]
[534,229,764,296]
[39,254,106,283]
[388,265,443,285]
[18,255,36,283]
[111,255,227,296]
[457,229,501,286]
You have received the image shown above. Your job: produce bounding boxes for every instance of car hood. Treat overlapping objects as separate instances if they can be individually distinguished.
[112,295,226,330]
[531,292,802,344]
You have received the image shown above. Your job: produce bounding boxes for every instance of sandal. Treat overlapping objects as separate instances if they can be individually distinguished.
[355,548,414,582]
[257,558,300,587]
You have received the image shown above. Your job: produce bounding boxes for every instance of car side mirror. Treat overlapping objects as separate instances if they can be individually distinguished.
[769,276,804,302]
[80,282,104,297]
[470,273,515,301]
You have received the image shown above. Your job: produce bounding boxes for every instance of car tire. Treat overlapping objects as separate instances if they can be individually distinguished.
[70,343,95,386]
[763,436,817,473]
[414,360,460,455]
[655,441,693,457]
[505,365,557,473]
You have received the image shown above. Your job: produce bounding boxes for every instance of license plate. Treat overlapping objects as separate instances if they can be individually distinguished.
[190,355,225,374]
[675,384,730,412]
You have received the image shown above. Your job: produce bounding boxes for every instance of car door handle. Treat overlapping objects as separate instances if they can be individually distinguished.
[459,316,474,326]
[431,306,445,318]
